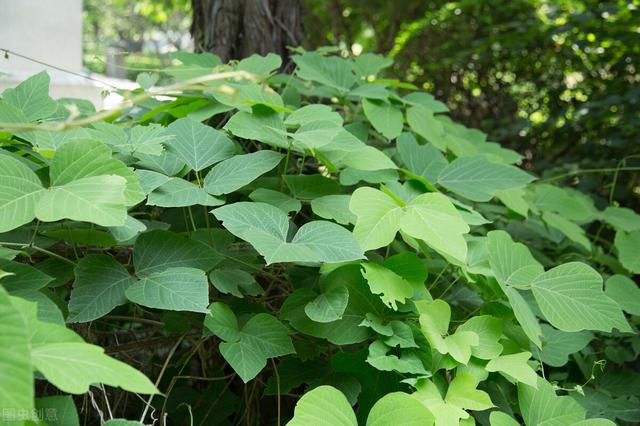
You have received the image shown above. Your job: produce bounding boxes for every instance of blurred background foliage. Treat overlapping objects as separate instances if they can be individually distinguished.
[82,0,640,208]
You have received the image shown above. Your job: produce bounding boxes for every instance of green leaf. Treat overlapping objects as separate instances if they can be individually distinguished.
[286,385,357,426]
[489,411,520,426]
[31,342,157,394]
[404,92,448,113]
[412,378,469,425]
[35,395,80,426]
[406,105,444,145]
[0,259,53,292]
[249,188,301,213]
[49,139,144,206]
[125,267,209,313]
[366,340,428,374]
[485,352,538,387]
[285,104,343,127]
[605,274,640,315]
[133,230,221,275]
[204,302,240,342]
[601,206,640,232]
[0,287,33,414]
[457,315,503,360]
[290,120,343,150]
[213,202,364,264]
[363,99,403,140]
[36,175,128,227]
[418,299,479,363]
[397,132,447,184]
[2,71,57,120]
[311,195,357,225]
[165,117,235,171]
[210,268,263,298]
[362,262,414,310]
[283,174,341,200]
[615,230,640,274]
[224,110,288,148]
[528,184,598,222]
[68,255,137,323]
[0,154,44,232]
[503,286,543,349]
[204,150,282,195]
[237,53,282,78]
[304,286,349,322]
[320,129,398,171]
[542,211,591,251]
[350,187,469,264]
[531,262,631,332]
[352,53,393,78]
[445,372,494,411]
[518,378,586,426]
[218,313,294,382]
[537,324,593,367]
[487,230,543,289]
[438,156,535,202]
[293,52,357,92]
[495,188,529,217]
[367,391,434,426]
[282,265,383,345]
[147,177,223,207]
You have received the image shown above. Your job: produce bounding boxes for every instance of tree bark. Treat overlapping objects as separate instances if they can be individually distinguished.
[191,0,304,64]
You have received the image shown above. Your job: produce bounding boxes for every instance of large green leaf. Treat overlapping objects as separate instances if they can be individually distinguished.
[363,99,403,140]
[438,155,534,202]
[615,230,640,274]
[68,255,137,323]
[36,175,128,227]
[361,262,414,310]
[485,352,538,387]
[125,267,209,313]
[518,378,614,426]
[0,155,44,233]
[2,71,57,120]
[350,187,469,265]
[206,306,294,382]
[487,230,543,289]
[147,177,223,207]
[31,342,157,394]
[213,202,364,264]
[397,133,447,184]
[304,286,349,323]
[601,206,640,232]
[0,287,33,414]
[165,117,236,171]
[530,262,631,333]
[367,392,434,426]
[406,105,444,145]
[133,230,222,275]
[293,52,357,92]
[224,110,288,148]
[204,150,282,195]
[605,274,640,315]
[286,385,357,426]
[49,139,144,206]
[537,324,593,367]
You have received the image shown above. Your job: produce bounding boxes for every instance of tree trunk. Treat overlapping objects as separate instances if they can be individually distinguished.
[191,0,304,64]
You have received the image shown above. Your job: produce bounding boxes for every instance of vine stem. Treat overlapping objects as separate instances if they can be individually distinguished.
[0,70,256,133]
[0,242,77,265]
[541,166,640,182]
[140,334,185,424]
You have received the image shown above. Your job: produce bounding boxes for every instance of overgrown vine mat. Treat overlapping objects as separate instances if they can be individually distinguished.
[0,50,639,425]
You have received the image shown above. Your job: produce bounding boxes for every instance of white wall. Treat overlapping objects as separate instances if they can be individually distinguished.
[0,0,105,107]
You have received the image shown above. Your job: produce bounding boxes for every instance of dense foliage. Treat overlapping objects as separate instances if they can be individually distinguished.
[305,0,640,208]
[0,50,639,425]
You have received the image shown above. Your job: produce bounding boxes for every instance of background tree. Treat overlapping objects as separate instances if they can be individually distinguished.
[190,0,304,63]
